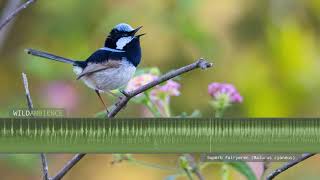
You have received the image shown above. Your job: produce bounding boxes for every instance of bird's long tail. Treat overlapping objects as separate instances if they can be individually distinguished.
[25,48,77,65]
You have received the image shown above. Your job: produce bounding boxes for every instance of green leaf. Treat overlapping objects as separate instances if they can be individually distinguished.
[149,67,161,76]
[190,110,202,117]
[178,156,190,170]
[95,110,108,118]
[226,162,257,180]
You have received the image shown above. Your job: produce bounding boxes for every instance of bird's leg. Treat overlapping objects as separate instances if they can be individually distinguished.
[95,90,109,113]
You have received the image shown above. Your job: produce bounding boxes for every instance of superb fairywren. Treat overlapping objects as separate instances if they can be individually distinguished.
[28,23,145,108]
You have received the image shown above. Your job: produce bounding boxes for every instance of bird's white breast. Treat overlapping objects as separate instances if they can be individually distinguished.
[73,60,136,92]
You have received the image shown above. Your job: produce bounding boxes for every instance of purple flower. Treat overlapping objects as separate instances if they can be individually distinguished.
[150,80,181,99]
[208,82,243,103]
[155,80,181,96]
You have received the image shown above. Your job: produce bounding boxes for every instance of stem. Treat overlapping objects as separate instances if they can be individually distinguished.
[183,169,194,180]
[144,93,162,117]
[163,98,171,117]
[214,108,225,118]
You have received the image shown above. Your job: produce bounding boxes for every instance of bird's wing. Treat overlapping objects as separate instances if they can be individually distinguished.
[76,49,124,80]
[76,60,121,80]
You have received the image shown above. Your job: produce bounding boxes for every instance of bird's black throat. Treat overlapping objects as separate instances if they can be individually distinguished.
[74,37,142,69]
[122,37,142,67]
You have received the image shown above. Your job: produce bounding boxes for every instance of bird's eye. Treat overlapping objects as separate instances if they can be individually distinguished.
[111,29,118,34]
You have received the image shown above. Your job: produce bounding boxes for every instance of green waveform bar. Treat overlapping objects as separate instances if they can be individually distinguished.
[0,118,320,153]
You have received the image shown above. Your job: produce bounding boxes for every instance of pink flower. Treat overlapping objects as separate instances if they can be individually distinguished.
[125,72,181,117]
[125,73,158,92]
[42,81,78,111]
[208,82,243,103]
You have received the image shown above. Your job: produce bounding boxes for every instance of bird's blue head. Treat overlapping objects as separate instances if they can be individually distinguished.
[105,23,145,67]
[114,23,134,32]
[104,23,143,49]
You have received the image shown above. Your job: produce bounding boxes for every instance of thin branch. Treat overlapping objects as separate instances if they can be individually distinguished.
[51,154,86,180]
[40,153,49,180]
[22,73,49,180]
[0,0,21,50]
[26,49,213,180]
[22,73,33,110]
[107,58,213,117]
[0,0,37,31]
[55,59,212,179]
[266,153,316,180]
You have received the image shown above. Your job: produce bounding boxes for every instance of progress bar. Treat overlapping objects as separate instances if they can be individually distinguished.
[0,118,319,153]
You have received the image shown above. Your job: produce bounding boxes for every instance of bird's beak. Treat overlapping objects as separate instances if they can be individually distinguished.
[130,26,143,35]
[136,33,146,38]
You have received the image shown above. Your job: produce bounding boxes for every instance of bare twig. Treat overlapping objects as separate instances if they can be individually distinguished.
[266,153,316,180]
[26,49,213,179]
[22,73,49,180]
[40,153,49,180]
[0,0,37,31]
[0,0,21,49]
[22,73,33,110]
[51,154,86,180]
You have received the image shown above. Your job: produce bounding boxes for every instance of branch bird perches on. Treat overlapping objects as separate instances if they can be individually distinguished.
[26,48,213,180]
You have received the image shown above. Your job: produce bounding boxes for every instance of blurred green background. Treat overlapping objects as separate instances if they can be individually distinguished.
[1,0,320,179]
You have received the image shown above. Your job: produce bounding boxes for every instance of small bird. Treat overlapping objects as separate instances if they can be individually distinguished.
[27,23,145,109]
